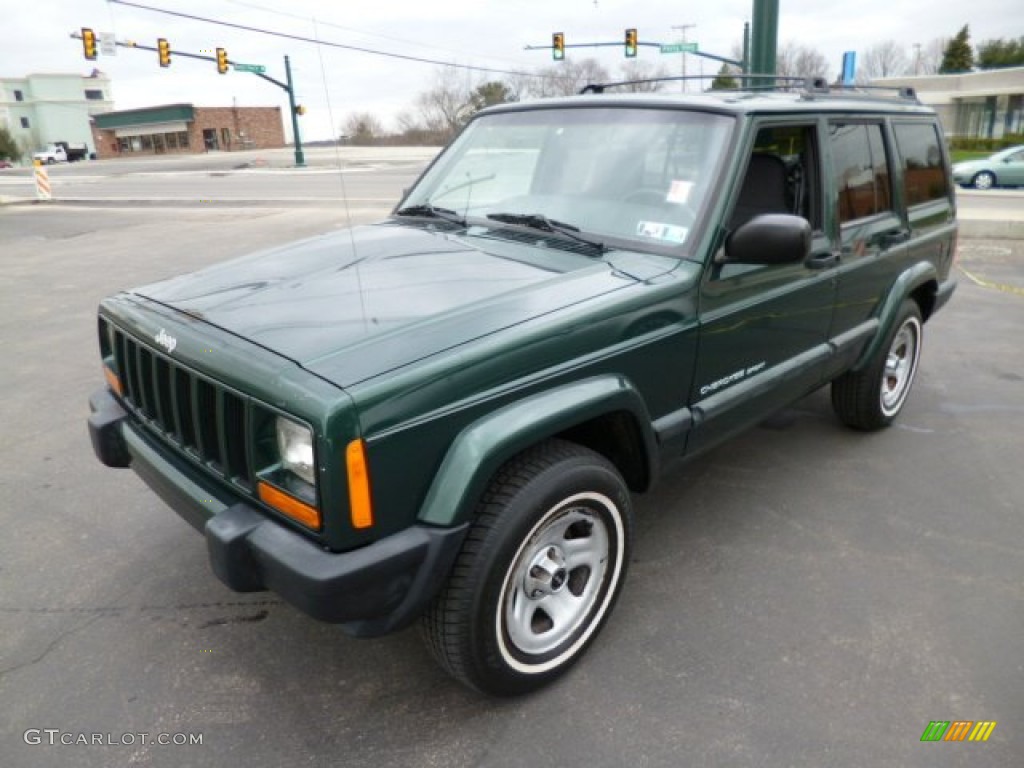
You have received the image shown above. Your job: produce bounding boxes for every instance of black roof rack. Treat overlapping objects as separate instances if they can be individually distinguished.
[579,74,919,103]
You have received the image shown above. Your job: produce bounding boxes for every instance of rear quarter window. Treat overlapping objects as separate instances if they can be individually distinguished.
[893,122,949,206]
[829,123,892,223]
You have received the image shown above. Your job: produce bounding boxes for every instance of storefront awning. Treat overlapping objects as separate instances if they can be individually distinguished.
[113,121,189,138]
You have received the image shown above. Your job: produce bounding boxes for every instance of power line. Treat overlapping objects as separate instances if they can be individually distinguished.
[107,0,546,79]
[221,0,526,67]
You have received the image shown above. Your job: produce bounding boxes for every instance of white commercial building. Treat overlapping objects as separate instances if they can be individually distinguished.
[873,67,1024,139]
[0,70,114,160]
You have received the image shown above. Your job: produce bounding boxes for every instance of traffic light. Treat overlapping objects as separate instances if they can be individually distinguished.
[552,32,565,61]
[625,28,638,58]
[157,38,171,68]
[216,47,228,74]
[294,105,307,116]
[82,28,98,61]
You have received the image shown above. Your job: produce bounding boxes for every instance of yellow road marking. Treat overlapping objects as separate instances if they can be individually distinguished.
[958,265,1024,297]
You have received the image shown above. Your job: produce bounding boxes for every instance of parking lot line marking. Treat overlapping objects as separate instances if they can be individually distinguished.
[958,265,1024,297]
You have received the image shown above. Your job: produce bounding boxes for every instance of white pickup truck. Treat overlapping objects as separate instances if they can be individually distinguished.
[33,142,89,164]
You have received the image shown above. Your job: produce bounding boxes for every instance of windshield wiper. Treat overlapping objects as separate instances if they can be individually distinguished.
[393,203,467,227]
[485,212,607,253]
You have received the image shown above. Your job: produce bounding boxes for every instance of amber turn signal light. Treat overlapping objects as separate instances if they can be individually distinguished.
[257,481,321,530]
[346,439,374,529]
[103,365,123,396]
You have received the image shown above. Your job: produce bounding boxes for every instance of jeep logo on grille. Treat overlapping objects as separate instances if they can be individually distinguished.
[154,328,177,354]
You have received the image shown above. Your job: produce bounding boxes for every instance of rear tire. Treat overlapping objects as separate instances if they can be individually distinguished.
[422,439,632,696]
[832,300,923,431]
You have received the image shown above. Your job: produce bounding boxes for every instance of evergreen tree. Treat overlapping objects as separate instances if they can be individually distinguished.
[977,37,1024,69]
[711,64,738,90]
[939,25,974,73]
[0,125,20,161]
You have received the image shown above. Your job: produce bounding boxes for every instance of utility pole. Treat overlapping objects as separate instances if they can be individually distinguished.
[670,23,696,92]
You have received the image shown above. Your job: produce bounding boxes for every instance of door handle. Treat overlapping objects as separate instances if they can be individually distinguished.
[878,229,911,249]
[805,250,840,270]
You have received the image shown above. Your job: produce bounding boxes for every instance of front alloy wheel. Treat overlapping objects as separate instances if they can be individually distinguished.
[831,299,923,430]
[422,440,632,695]
[973,171,995,190]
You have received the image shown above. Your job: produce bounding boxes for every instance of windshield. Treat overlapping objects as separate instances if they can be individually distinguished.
[399,106,734,253]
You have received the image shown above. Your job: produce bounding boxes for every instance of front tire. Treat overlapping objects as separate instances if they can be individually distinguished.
[831,300,923,431]
[422,440,633,696]
[973,171,996,190]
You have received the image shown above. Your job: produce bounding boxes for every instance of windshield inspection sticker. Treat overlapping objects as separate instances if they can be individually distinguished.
[666,180,693,205]
[637,220,689,244]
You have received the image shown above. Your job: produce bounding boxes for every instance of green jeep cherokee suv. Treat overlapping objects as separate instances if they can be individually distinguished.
[89,82,956,695]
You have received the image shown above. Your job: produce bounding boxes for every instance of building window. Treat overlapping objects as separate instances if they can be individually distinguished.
[177,131,189,148]
[14,89,24,102]
[84,89,105,101]
[221,127,231,149]
[1006,95,1023,136]
[165,132,178,149]
[20,117,30,129]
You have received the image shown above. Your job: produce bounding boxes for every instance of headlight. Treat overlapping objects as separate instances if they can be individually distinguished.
[276,416,316,485]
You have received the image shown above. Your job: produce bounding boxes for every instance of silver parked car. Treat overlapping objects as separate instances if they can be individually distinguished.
[952,145,1024,189]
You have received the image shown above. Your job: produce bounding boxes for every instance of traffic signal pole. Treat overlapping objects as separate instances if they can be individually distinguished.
[285,57,304,167]
[251,56,305,167]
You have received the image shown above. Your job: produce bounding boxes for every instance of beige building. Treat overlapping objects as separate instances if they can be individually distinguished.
[874,67,1024,139]
[0,70,114,159]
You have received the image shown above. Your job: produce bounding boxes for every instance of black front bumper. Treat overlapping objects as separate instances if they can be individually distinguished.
[88,388,467,637]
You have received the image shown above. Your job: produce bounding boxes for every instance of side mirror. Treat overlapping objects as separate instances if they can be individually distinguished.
[722,214,811,265]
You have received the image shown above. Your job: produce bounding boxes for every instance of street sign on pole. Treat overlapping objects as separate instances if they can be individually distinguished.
[233,62,266,74]
[660,42,698,54]
[100,33,117,57]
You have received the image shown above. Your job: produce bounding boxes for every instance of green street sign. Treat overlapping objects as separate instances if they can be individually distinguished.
[660,43,698,54]
[233,62,266,74]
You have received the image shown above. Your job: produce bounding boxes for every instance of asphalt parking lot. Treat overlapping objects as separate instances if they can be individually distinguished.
[1,204,1021,767]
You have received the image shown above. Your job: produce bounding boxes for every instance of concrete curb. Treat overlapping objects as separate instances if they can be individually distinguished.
[959,219,1024,240]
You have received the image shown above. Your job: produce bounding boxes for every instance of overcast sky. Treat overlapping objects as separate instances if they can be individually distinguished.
[6,0,1022,141]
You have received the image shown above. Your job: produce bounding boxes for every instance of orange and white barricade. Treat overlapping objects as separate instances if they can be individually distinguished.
[34,159,52,201]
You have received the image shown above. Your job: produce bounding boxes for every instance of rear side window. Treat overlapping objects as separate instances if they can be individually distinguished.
[893,123,949,206]
[829,123,891,224]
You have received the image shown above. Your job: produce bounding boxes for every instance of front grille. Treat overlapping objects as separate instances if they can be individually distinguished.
[112,330,253,490]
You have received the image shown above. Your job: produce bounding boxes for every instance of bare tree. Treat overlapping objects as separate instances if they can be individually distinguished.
[860,41,909,80]
[341,112,383,145]
[415,66,475,140]
[776,42,830,80]
[525,58,611,98]
[616,60,672,91]
[916,37,948,75]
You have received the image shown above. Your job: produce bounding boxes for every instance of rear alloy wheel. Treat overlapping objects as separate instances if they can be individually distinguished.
[972,171,995,190]
[422,440,632,696]
[832,300,923,430]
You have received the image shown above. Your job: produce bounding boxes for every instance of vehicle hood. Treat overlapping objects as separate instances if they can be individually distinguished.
[134,222,676,387]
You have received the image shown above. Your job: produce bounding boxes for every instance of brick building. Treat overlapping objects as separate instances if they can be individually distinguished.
[91,103,285,158]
